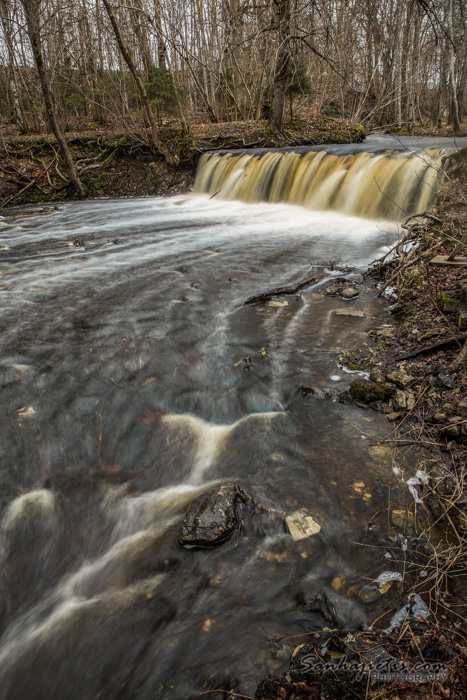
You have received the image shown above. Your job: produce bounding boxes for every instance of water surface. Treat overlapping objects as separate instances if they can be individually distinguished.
[0,196,422,698]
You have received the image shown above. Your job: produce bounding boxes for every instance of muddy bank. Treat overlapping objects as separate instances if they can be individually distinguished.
[0,118,365,208]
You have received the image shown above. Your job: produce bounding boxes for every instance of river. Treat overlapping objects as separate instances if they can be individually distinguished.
[0,134,463,699]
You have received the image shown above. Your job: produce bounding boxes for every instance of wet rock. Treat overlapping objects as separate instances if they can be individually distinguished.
[385,593,430,631]
[392,389,415,412]
[359,572,402,603]
[298,576,367,629]
[349,379,393,403]
[386,368,417,389]
[179,484,238,548]
[340,287,359,299]
[286,509,321,541]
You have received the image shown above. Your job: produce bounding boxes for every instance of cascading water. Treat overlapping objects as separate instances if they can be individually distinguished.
[0,135,463,699]
[194,147,444,220]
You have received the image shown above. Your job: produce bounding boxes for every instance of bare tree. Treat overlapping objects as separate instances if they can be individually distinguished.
[20,0,86,196]
[101,0,178,165]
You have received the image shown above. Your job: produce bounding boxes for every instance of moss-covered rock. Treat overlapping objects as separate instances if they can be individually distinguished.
[437,292,459,313]
[349,379,393,403]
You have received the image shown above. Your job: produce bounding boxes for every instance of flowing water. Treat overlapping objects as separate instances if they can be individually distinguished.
[0,140,460,698]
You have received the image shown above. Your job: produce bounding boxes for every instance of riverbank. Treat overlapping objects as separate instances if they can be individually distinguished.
[0,118,364,208]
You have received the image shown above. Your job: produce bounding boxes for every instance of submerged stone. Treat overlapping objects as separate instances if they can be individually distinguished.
[341,287,359,299]
[298,576,367,629]
[179,484,237,548]
[335,309,365,317]
[286,509,321,541]
[349,379,393,403]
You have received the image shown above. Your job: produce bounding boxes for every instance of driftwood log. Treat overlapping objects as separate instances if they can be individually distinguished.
[396,333,467,361]
[244,272,323,305]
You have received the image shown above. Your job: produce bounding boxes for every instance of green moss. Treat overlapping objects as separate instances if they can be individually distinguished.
[349,379,394,404]
[437,292,456,305]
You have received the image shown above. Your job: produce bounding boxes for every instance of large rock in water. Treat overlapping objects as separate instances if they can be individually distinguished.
[349,379,393,403]
[179,485,237,548]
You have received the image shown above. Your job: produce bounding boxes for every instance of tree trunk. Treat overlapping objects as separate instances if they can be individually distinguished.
[270,0,291,135]
[394,6,404,127]
[154,0,167,69]
[101,0,179,166]
[447,0,460,131]
[21,0,86,196]
[1,0,28,133]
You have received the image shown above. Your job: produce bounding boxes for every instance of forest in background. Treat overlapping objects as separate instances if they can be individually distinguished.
[1,0,466,140]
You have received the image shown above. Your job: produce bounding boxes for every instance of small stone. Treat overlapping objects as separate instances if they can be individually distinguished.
[436,374,454,389]
[386,412,401,421]
[434,412,446,421]
[340,287,359,299]
[442,424,460,438]
[359,584,384,603]
[457,400,467,417]
[386,369,417,389]
[393,389,413,411]
[325,286,340,296]
[286,509,321,541]
[370,367,386,383]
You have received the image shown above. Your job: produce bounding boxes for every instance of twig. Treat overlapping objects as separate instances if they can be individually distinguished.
[199,691,255,699]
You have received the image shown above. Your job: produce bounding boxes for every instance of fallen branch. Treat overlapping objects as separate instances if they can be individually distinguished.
[400,211,442,231]
[244,272,323,305]
[371,438,444,447]
[0,178,37,207]
[396,333,467,361]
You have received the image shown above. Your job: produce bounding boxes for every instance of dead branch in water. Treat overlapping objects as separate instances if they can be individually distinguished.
[244,272,323,305]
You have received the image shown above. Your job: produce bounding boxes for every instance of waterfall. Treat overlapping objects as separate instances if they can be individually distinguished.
[193,147,444,221]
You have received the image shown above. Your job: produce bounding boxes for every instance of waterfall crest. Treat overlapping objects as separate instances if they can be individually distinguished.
[193,148,443,221]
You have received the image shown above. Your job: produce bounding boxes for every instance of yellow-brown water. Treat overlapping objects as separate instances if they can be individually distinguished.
[194,148,443,221]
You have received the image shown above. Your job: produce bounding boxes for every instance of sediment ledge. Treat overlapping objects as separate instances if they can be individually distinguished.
[0,118,364,208]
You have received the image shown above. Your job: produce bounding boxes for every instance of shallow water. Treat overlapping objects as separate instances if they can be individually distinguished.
[0,196,424,698]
